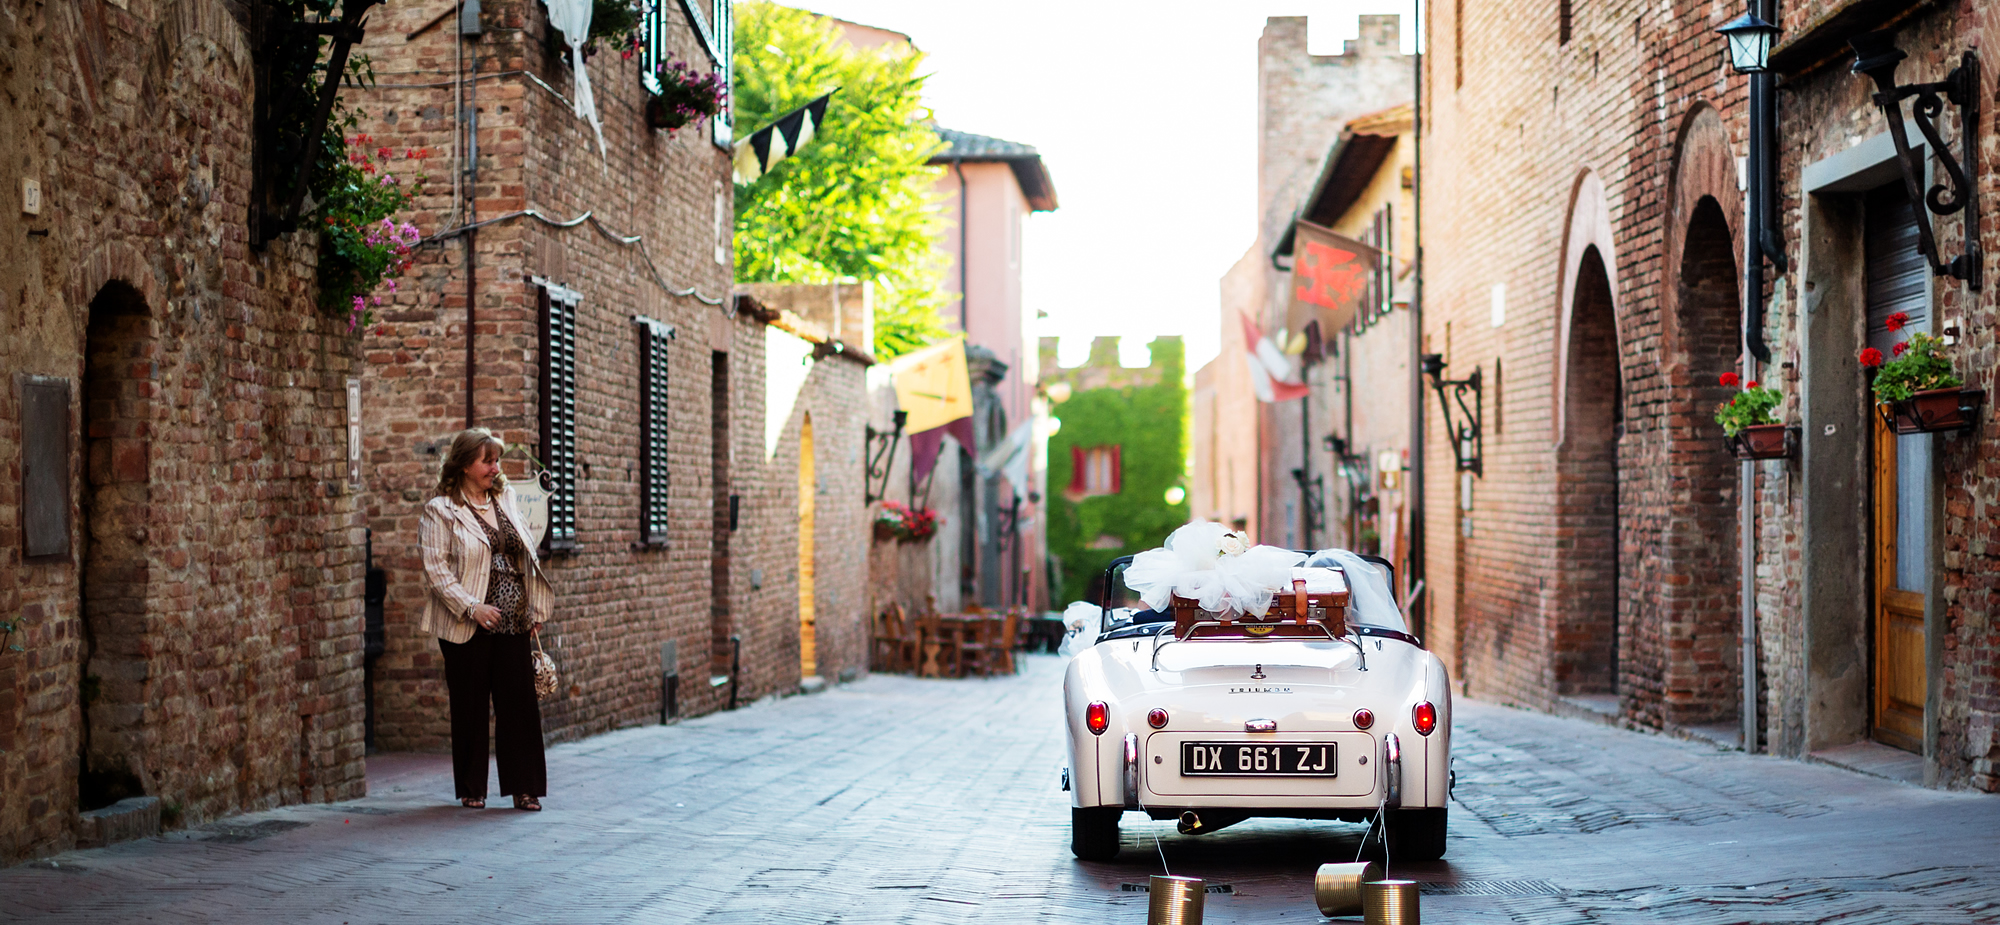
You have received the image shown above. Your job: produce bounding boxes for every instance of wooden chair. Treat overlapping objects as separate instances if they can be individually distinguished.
[959,615,998,677]
[871,604,910,673]
[995,609,1023,675]
[914,609,944,678]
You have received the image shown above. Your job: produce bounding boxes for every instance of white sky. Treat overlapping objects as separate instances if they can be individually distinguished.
[793,1,1420,373]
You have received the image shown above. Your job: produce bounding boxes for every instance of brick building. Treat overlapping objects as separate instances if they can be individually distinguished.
[1418,0,2000,788]
[1,0,367,860]
[1203,14,1414,550]
[350,0,871,751]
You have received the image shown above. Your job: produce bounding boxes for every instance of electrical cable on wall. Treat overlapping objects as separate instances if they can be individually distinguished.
[423,209,727,306]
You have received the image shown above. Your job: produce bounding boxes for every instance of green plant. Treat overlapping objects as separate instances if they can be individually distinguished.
[589,0,641,48]
[313,135,427,329]
[0,611,22,652]
[1862,324,1962,403]
[1713,372,1782,436]
[647,52,728,133]
[732,2,951,360]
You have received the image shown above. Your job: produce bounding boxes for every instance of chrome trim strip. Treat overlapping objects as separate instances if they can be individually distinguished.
[1123,733,1140,809]
[1384,733,1402,809]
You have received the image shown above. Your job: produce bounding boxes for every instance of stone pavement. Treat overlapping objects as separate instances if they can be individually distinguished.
[3,654,1999,924]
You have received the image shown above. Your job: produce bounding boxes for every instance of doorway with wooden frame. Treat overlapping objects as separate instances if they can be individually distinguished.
[1863,182,1929,754]
[798,414,818,680]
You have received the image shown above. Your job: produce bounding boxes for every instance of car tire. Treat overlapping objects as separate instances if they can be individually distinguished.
[1385,807,1447,861]
[1070,807,1122,860]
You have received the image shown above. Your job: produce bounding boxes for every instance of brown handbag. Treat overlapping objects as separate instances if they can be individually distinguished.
[531,633,560,700]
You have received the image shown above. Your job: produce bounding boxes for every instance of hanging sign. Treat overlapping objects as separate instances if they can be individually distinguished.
[1285,220,1382,339]
[512,470,554,547]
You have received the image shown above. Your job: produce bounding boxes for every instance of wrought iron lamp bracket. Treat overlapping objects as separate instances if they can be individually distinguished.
[251,0,381,248]
[1853,39,1982,290]
[1422,354,1484,476]
[863,410,907,505]
[1290,465,1327,542]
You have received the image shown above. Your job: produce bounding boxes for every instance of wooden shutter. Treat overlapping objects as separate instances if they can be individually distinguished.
[540,284,581,553]
[1068,445,1085,496]
[21,376,71,559]
[636,315,674,547]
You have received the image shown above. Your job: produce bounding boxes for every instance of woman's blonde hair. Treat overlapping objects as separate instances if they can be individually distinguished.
[436,428,508,504]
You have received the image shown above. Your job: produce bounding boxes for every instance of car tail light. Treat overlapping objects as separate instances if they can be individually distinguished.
[1147,708,1169,728]
[1086,701,1110,735]
[1413,701,1438,736]
[1352,708,1375,730]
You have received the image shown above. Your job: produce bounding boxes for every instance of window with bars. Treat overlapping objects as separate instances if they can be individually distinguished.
[635,315,675,547]
[642,0,733,146]
[539,282,581,554]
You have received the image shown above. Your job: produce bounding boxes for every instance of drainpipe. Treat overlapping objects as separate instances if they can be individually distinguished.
[954,160,969,334]
[1737,0,1777,753]
[1407,0,1427,636]
[462,28,480,428]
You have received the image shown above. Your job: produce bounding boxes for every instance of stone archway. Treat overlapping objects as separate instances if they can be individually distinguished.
[79,280,155,810]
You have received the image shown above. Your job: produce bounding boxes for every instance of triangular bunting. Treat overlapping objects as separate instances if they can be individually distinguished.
[733,92,835,184]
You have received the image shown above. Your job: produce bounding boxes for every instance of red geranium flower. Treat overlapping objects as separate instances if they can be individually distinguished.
[1858,347,1885,367]
[1885,311,1910,332]
[1745,380,1759,389]
[1720,372,1740,388]
[1892,341,1910,357]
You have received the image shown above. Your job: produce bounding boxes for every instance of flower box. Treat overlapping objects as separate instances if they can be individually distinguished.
[1725,423,1795,460]
[1878,387,1985,435]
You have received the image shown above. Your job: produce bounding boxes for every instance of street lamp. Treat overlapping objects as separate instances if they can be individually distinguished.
[1848,31,1983,289]
[1716,12,1779,74]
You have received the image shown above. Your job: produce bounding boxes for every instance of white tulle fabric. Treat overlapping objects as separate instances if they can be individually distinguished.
[1057,601,1102,657]
[1123,522,1303,617]
[1301,548,1407,632]
[543,0,607,159]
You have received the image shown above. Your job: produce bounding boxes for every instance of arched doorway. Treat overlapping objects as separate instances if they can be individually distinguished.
[1556,245,1621,695]
[797,414,817,680]
[1665,195,1743,725]
[79,280,154,810]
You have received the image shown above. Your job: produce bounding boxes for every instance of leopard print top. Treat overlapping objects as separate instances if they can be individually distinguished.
[475,503,534,635]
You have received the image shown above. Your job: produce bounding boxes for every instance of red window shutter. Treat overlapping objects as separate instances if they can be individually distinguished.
[1108,445,1122,494]
[1069,445,1086,495]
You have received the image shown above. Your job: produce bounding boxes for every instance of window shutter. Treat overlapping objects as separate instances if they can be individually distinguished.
[22,376,71,559]
[1109,444,1122,495]
[539,284,581,553]
[636,315,675,547]
[1068,445,1085,496]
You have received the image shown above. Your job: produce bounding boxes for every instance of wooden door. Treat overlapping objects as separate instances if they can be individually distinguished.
[1872,417,1926,751]
[1864,183,1928,753]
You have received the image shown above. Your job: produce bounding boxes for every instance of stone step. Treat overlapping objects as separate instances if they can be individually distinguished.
[77,796,161,849]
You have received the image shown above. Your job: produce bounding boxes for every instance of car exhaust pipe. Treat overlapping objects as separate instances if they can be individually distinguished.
[1176,809,1249,835]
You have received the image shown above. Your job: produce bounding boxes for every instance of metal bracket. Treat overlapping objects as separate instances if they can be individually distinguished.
[1851,36,1981,290]
[1290,465,1326,546]
[250,0,381,248]
[1421,354,1484,476]
[863,410,906,505]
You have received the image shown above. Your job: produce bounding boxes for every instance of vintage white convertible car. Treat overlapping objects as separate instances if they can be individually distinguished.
[1062,549,1451,861]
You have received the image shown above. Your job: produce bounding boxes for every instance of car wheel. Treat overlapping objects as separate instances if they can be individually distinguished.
[1385,807,1447,861]
[1070,807,1122,860]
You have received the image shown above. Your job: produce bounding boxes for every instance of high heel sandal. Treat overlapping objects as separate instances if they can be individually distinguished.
[460,797,486,809]
[513,795,541,812]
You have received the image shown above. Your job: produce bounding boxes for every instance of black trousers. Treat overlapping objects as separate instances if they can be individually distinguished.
[439,630,547,799]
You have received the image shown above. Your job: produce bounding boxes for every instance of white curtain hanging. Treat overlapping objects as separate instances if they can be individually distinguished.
[542,0,607,159]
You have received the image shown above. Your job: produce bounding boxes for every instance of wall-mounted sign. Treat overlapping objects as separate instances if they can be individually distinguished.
[513,470,554,547]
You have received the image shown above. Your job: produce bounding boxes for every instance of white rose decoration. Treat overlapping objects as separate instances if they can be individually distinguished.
[1217,532,1249,557]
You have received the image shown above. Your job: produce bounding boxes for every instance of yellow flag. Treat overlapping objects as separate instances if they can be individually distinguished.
[891,336,973,433]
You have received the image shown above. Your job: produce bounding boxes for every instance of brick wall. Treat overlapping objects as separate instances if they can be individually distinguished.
[0,0,365,861]
[351,0,763,747]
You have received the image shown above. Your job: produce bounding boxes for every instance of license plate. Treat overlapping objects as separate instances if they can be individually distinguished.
[1180,741,1337,776]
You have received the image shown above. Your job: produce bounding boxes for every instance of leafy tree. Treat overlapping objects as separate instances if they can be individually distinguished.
[731,2,950,360]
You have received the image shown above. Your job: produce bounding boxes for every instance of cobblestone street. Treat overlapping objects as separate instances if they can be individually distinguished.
[3,654,1998,924]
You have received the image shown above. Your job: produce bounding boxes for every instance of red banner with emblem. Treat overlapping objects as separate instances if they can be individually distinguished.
[1285,220,1382,339]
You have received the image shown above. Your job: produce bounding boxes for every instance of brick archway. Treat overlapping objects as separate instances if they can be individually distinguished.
[79,279,157,810]
[1555,246,1622,696]
[1642,103,1745,728]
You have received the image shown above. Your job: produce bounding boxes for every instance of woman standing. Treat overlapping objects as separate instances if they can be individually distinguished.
[418,429,554,810]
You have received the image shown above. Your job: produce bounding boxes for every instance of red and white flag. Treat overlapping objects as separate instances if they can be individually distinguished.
[1239,312,1310,403]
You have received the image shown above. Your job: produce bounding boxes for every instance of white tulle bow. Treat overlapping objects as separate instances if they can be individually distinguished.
[1123,521,1303,617]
